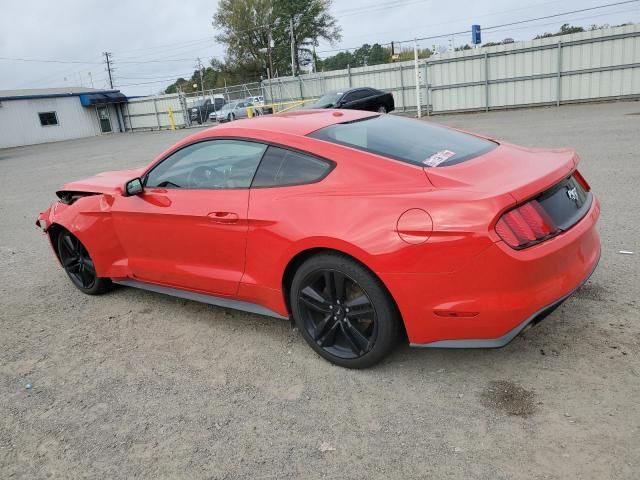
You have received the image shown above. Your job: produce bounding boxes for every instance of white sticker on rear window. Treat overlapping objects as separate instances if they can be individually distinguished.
[423,150,456,167]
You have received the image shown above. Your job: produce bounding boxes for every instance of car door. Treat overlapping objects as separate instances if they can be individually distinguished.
[236,102,250,119]
[362,89,380,111]
[200,99,211,122]
[111,139,267,295]
[203,99,213,118]
[340,89,369,110]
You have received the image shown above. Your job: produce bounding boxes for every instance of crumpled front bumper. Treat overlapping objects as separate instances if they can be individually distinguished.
[35,202,56,232]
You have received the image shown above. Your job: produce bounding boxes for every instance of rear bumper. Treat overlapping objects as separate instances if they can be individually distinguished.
[410,250,599,348]
[381,195,601,345]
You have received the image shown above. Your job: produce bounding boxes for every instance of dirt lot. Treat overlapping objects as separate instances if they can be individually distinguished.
[1,102,639,479]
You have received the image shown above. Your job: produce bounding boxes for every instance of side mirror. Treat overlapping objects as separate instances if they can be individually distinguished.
[124,177,144,196]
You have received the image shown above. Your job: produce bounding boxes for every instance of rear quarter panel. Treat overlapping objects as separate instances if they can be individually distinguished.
[239,133,513,314]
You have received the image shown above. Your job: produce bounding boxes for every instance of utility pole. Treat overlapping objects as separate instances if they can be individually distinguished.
[196,57,205,97]
[267,31,275,83]
[414,39,422,118]
[267,30,275,104]
[312,45,317,73]
[289,16,296,76]
[103,52,114,88]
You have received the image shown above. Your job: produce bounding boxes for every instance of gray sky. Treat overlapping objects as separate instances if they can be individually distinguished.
[1,0,638,96]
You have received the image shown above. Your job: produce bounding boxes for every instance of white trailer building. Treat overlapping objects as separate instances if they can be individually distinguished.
[0,87,127,149]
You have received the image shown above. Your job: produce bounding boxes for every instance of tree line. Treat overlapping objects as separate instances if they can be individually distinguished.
[164,4,633,95]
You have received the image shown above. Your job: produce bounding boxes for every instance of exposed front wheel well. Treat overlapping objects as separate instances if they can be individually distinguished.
[47,223,64,262]
[281,248,405,335]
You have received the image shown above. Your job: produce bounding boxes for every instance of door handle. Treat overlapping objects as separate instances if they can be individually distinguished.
[207,211,239,224]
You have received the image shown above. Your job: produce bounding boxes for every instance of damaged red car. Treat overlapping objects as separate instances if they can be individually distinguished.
[37,110,600,368]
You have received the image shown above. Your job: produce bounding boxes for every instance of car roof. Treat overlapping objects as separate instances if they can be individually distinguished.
[204,109,379,136]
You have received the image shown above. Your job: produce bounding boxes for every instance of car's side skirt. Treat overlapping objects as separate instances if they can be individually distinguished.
[114,279,289,320]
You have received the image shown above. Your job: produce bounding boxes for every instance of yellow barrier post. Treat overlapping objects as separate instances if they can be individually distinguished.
[167,106,176,130]
[247,106,254,118]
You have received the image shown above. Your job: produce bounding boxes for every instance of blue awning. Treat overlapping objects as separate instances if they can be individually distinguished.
[79,92,127,106]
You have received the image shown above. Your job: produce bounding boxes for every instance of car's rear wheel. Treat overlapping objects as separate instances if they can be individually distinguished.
[377,105,387,113]
[291,253,400,368]
[57,230,112,295]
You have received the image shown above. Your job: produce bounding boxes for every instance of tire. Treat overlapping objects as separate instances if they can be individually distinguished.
[377,105,387,113]
[291,252,400,368]
[56,230,112,295]
[230,113,236,121]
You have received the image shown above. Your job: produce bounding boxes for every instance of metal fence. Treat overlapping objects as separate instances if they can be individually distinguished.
[123,82,266,131]
[122,24,640,130]
[263,24,640,115]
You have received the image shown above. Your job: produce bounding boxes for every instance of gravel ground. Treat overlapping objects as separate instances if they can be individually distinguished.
[1,102,639,479]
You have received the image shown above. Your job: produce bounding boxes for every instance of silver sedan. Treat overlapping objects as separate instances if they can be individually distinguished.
[210,101,262,123]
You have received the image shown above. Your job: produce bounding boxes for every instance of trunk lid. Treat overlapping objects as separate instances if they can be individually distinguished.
[424,142,577,202]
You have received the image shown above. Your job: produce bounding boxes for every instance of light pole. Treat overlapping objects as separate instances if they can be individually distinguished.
[259,36,275,105]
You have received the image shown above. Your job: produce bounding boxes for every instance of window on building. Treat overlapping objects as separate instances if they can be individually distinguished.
[38,112,59,126]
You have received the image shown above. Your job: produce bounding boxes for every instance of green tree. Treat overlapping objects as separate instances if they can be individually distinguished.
[318,50,353,71]
[368,43,390,65]
[212,0,341,76]
[535,23,585,39]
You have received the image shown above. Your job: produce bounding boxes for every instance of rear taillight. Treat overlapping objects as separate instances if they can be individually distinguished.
[495,199,559,249]
[573,169,591,192]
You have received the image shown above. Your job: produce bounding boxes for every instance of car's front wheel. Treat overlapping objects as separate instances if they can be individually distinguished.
[291,253,401,368]
[377,105,387,113]
[57,230,112,295]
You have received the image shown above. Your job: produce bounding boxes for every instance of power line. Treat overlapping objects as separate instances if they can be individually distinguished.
[468,7,640,38]
[0,56,101,64]
[411,0,640,43]
[335,0,431,18]
[103,52,114,89]
[341,0,568,42]
[113,36,215,56]
[315,0,639,55]
[117,73,196,80]
[117,57,200,64]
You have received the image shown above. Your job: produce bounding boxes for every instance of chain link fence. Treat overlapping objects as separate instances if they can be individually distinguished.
[123,82,266,131]
[123,24,640,130]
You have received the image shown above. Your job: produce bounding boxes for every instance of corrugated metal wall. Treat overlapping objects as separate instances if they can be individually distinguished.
[0,96,117,149]
[264,24,640,114]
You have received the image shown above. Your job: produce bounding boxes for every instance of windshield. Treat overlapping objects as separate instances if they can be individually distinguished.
[313,91,343,107]
[309,115,497,167]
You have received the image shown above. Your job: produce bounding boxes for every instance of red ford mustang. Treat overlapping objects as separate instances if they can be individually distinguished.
[36,110,600,368]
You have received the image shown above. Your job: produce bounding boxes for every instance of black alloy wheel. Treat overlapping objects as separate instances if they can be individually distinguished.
[291,253,400,368]
[57,230,112,295]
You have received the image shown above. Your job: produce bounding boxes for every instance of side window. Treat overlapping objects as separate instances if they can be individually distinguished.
[145,140,267,189]
[252,146,332,188]
[344,90,368,102]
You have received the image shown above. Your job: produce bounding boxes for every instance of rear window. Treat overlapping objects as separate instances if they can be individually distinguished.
[252,146,332,187]
[308,115,497,167]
